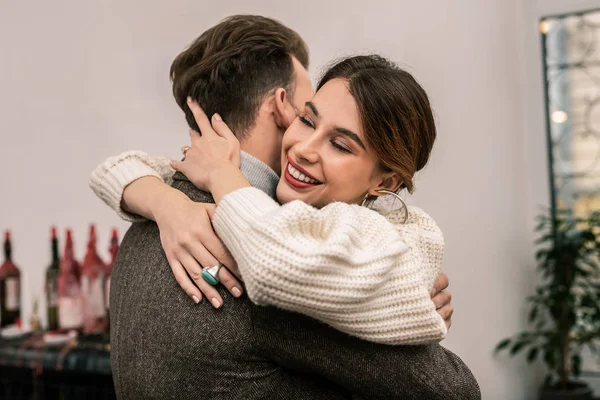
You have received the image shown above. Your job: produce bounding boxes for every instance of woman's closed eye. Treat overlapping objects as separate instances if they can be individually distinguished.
[331,140,352,154]
[299,115,314,129]
[299,115,352,154]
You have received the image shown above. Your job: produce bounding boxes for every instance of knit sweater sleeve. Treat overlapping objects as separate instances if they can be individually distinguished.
[89,150,175,222]
[212,186,447,345]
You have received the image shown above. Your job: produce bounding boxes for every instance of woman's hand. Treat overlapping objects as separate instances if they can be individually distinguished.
[430,272,453,331]
[152,188,244,308]
[170,97,241,192]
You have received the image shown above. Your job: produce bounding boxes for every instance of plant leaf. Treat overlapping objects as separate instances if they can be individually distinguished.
[495,338,512,353]
[529,306,538,323]
[527,347,539,363]
[510,341,528,355]
[544,349,556,369]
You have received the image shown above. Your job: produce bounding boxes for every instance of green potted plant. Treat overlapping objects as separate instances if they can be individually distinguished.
[495,209,600,400]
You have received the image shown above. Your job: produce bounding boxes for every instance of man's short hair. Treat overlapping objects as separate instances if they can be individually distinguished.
[170,15,309,139]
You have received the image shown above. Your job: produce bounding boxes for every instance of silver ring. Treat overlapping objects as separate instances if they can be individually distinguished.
[202,263,223,286]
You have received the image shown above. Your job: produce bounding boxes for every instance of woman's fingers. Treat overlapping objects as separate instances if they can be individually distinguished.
[211,114,234,140]
[184,238,242,296]
[182,203,238,275]
[169,159,190,178]
[432,289,451,310]
[168,257,203,303]
[188,129,201,141]
[174,251,205,296]
[170,159,183,171]
[438,304,453,331]
[179,252,224,308]
[195,277,225,309]
[168,235,242,306]
[204,207,239,276]
[218,268,244,298]
[211,114,241,167]
[195,229,239,279]
[430,272,449,298]
[432,289,453,331]
[187,97,214,137]
[171,146,201,175]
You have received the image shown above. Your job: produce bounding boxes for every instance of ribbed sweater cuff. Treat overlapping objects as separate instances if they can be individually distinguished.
[213,187,280,238]
[212,187,281,304]
[90,158,161,222]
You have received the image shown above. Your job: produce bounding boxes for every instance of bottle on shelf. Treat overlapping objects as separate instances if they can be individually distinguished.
[105,228,119,329]
[46,226,60,331]
[30,298,42,334]
[58,229,83,331]
[81,224,106,334]
[0,230,21,328]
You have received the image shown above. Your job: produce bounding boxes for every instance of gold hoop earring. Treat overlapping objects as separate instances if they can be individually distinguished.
[361,189,409,224]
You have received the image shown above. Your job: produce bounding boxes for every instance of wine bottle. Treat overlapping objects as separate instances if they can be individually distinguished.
[0,231,21,328]
[81,224,106,334]
[58,229,83,331]
[46,226,60,331]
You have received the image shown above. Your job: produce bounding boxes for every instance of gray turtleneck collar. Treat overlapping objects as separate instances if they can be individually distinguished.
[173,151,279,199]
[239,151,280,199]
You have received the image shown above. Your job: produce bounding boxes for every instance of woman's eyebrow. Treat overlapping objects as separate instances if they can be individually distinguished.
[334,127,366,150]
[305,101,319,116]
[305,101,366,150]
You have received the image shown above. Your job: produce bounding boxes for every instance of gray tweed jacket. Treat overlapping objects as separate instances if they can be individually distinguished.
[109,172,481,400]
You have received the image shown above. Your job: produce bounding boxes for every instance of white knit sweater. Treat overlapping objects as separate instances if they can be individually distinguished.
[90,151,447,345]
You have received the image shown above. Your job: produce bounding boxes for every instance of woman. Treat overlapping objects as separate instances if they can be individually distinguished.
[91,55,445,345]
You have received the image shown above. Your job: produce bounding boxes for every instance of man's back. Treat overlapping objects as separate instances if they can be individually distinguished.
[110,176,349,399]
[110,175,480,400]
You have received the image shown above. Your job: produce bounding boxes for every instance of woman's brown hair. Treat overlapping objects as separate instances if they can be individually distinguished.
[317,55,436,193]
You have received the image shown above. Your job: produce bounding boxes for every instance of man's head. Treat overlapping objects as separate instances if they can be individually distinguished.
[170,16,313,166]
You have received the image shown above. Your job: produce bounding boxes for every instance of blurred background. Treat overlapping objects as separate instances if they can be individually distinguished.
[2,0,600,399]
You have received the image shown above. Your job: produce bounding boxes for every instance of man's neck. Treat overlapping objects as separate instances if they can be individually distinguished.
[240,124,282,174]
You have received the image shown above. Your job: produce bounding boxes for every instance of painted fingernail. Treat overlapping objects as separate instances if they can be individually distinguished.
[213,113,222,122]
[232,287,241,297]
[211,297,221,308]
[192,295,200,304]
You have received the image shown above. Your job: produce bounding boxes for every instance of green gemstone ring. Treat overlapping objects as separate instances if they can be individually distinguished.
[202,263,222,286]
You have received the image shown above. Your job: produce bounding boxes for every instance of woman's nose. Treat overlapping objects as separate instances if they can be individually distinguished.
[294,137,320,164]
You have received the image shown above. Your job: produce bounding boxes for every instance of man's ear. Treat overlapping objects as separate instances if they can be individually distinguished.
[367,172,403,197]
[273,87,294,129]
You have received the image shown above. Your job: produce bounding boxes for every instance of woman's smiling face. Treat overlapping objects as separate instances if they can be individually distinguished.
[276,78,392,208]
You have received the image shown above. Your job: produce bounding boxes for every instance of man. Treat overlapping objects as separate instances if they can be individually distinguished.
[101,15,479,399]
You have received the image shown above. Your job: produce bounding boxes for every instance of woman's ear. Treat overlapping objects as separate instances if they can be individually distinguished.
[368,172,403,197]
[273,88,294,129]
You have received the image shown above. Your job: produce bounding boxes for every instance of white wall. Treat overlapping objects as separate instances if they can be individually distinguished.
[2,0,590,398]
